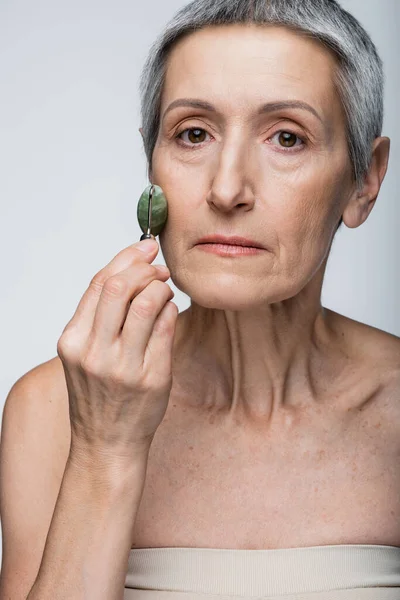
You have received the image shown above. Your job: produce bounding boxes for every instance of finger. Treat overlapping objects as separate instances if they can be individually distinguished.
[120,279,174,363]
[61,239,160,340]
[144,300,179,381]
[90,263,171,346]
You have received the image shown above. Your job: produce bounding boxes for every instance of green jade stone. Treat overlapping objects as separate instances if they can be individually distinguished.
[137,184,168,237]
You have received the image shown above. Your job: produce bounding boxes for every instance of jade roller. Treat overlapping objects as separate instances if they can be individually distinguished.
[137,184,168,241]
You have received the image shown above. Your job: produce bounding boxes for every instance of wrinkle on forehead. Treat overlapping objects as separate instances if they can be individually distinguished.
[161,24,344,147]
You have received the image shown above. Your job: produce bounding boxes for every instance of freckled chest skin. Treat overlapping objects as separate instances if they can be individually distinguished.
[130,325,400,551]
[130,397,400,550]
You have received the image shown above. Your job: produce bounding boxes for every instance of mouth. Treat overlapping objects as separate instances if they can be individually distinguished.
[195,235,265,249]
[194,235,266,257]
[196,244,263,256]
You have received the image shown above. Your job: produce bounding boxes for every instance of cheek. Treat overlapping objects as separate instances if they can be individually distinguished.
[263,149,347,228]
[152,150,190,224]
[157,191,195,274]
[259,156,348,273]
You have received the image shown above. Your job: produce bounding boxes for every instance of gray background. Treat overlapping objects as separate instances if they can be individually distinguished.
[0,0,399,565]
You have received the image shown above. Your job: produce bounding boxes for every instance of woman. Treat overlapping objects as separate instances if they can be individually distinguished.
[0,0,399,599]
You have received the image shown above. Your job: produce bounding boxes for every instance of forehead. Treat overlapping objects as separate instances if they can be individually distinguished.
[161,24,341,119]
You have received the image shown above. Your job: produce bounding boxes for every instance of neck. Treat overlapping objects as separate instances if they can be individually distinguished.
[171,278,347,431]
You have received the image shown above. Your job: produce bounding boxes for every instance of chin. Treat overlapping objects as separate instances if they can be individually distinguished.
[175,280,296,311]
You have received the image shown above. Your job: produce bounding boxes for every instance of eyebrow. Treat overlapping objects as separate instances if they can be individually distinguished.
[162,98,324,124]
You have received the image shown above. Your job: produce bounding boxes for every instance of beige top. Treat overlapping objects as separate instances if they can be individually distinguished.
[124,543,400,599]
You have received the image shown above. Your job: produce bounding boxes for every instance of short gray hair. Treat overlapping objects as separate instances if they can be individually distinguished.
[139,0,384,193]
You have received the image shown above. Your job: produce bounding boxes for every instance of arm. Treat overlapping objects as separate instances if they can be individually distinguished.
[0,361,149,600]
[27,450,149,600]
[1,239,175,599]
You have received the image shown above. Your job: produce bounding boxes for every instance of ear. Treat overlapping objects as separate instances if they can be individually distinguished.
[342,136,390,228]
[139,127,144,140]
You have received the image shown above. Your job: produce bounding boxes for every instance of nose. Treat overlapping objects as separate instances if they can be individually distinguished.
[206,131,256,214]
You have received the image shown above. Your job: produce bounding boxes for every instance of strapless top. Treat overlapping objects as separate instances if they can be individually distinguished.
[124,543,400,599]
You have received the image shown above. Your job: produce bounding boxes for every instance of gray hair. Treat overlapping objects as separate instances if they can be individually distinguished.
[139,0,384,198]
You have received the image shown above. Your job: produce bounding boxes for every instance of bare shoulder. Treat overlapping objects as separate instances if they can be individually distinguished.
[8,354,71,464]
[7,355,70,450]
[325,307,400,405]
[32,354,70,430]
[3,356,71,480]
[22,354,68,391]
[0,357,70,598]
[325,307,400,363]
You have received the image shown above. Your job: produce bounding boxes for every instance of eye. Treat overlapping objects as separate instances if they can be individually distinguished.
[176,127,210,146]
[270,131,304,150]
[175,127,304,150]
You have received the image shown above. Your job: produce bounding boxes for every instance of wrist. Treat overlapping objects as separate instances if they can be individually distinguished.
[67,440,150,498]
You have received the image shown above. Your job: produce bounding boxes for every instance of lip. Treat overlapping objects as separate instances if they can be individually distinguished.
[196,243,263,257]
[195,234,265,249]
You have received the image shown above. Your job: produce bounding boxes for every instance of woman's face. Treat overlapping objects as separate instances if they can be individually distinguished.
[151,24,355,310]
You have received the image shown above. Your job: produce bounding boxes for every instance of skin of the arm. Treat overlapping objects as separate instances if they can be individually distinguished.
[25,449,150,600]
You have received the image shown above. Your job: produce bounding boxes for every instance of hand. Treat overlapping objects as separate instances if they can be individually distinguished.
[56,238,178,468]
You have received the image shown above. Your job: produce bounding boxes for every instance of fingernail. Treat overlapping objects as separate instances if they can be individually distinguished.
[137,239,157,253]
